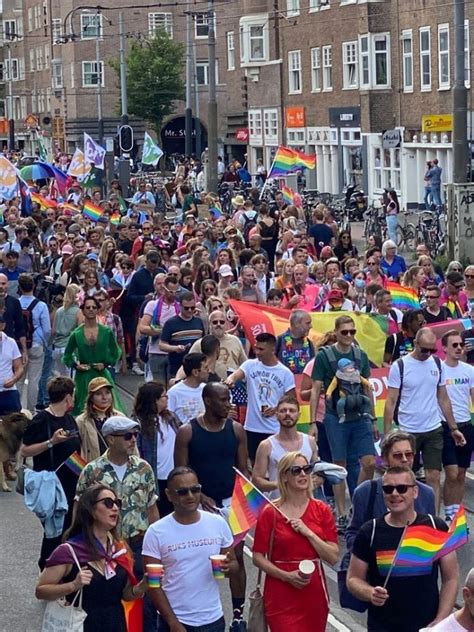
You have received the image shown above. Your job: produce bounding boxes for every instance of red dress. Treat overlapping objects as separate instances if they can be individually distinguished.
[253,499,337,632]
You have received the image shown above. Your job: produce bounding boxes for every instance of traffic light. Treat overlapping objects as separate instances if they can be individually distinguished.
[119,124,133,153]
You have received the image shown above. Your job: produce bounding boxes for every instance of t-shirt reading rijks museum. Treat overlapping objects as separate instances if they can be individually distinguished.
[240,358,295,434]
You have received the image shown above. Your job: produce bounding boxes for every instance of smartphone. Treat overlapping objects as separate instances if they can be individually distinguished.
[65,430,80,438]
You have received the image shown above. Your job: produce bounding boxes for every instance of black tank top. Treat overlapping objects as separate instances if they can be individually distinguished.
[188,418,238,504]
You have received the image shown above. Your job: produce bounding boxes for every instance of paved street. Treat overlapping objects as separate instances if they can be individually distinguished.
[2,376,473,631]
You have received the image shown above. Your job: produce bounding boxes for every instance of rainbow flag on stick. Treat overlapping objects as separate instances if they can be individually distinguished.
[386,281,420,310]
[228,469,277,538]
[83,200,104,222]
[267,146,299,177]
[281,185,295,205]
[110,213,121,226]
[293,149,316,170]
[59,451,87,476]
[31,192,57,210]
[60,202,81,217]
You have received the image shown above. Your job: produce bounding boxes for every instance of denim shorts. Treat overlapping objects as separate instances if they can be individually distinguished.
[158,616,225,632]
[323,409,375,462]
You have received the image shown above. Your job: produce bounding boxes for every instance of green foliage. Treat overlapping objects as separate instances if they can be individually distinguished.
[114,32,185,135]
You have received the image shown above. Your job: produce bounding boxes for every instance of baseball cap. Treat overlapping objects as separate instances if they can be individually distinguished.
[101,416,140,437]
[88,377,113,394]
[320,246,333,258]
[337,358,354,371]
[327,289,344,302]
[61,244,74,255]
[87,252,99,262]
[218,264,234,278]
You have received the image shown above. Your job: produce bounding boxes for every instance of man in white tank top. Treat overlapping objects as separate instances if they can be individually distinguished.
[252,395,318,499]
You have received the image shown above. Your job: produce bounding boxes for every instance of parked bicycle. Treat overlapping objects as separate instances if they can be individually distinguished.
[414,211,446,257]
[396,212,416,252]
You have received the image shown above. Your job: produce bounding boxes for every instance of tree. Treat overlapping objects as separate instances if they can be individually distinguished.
[114,32,185,136]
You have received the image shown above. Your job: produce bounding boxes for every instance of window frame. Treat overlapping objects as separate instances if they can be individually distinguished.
[401,29,413,92]
[438,24,450,90]
[372,33,390,88]
[420,26,431,91]
[52,18,62,44]
[81,60,105,88]
[52,60,63,89]
[288,50,302,94]
[80,13,102,40]
[287,0,300,17]
[263,108,279,146]
[249,108,263,145]
[322,44,333,91]
[359,34,370,88]
[342,40,358,89]
[227,31,235,71]
[148,12,173,38]
[195,13,209,39]
[239,15,269,65]
[311,47,321,92]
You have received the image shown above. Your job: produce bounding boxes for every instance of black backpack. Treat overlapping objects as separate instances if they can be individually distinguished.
[393,354,442,424]
[22,298,39,349]
[242,211,257,245]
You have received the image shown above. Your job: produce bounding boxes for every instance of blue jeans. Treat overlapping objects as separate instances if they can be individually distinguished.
[431,186,442,207]
[424,186,432,209]
[158,617,225,632]
[37,345,53,407]
[129,538,157,632]
[386,214,398,243]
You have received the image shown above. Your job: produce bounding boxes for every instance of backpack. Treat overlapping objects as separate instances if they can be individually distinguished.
[321,344,367,420]
[242,211,257,245]
[393,354,442,424]
[22,298,39,349]
[366,304,399,332]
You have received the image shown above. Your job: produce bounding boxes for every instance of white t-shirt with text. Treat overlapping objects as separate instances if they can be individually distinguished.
[142,511,233,626]
[440,361,474,423]
[167,381,205,425]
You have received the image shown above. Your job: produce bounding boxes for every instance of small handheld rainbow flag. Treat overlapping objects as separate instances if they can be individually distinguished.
[228,469,269,537]
[281,185,295,205]
[60,202,81,217]
[83,200,104,222]
[386,281,420,310]
[110,213,121,226]
[31,192,57,210]
[64,451,87,476]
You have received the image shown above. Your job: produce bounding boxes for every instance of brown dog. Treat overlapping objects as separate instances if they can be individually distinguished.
[0,412,29,492]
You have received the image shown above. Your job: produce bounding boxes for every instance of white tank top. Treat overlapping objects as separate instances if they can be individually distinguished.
[267,433,313,500]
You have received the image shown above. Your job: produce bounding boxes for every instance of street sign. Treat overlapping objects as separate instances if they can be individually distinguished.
[119,124,134,153]
[235,128,249,142]
[382,129,401,149]
[105,137,114,152]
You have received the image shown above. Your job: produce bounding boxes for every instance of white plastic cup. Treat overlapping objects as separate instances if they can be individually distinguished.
[298,560,315,579]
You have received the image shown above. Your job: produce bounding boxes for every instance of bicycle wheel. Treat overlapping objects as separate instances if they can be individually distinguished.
[403,224,416,251]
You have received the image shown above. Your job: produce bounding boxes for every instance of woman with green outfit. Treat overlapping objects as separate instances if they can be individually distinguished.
[63,296,124,415]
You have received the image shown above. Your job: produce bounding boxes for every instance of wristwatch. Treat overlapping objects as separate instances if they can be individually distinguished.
[47,440,54,449]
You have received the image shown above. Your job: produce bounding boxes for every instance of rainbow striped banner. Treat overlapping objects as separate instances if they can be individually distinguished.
[83,200,104,222]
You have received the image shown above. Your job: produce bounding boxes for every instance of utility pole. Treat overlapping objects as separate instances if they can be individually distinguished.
[192,40,202,156]
[453,0,468,183]
[118,11,130,193]
[7,44,15,151]
[206,0,218,192]
[185,6,193,157]
[96,32,104,145]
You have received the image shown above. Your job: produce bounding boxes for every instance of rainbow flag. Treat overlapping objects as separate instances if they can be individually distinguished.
[293,149,316,170]
[31,192,57,210]
[434,505,468,558]
[281,185,295,205]
[267,146,298,177]
[83,200,104,222]
[228,470,268,537]
[386,281,420,310]
[64,451,87,476]
[60,202,80,217]
[110,213,121,226]
[209,207,222,219]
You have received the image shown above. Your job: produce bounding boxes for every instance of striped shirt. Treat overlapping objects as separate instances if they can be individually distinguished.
[160,314,205,376]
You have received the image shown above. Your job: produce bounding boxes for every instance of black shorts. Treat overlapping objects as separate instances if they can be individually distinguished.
[246,430,272,462]
[442,421,474,469]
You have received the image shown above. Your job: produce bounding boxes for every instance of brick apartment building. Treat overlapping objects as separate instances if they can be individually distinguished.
[1,0,473,206]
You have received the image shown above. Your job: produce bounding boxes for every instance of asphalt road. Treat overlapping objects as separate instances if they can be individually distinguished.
[3,378,473,632]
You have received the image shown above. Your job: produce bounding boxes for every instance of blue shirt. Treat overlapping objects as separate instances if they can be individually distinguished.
[19,295,51,347]
[430,165,442,186]
[381,255,407,281]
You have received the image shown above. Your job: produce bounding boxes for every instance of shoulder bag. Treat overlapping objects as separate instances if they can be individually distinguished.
[248,509,276,632]
[41,543,88,631]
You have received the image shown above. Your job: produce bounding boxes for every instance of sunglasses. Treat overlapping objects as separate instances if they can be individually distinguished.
[382,484,416,495]
[174,484,202,496]
[211,320,226,325]
[204,286,215,292]
[451,342,465,349]
[286,464,313,476]
[111,431,139,440]
[367,262,376,266]
[93,497,122,509]
[340,329,356,336]
[425,295,439,299]
[419,347,436,354]
[181,305,195,311]
[465,274,474,279]
[121,265,133,270]
[391,451,414,461]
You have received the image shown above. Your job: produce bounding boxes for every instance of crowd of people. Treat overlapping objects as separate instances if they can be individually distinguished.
[0,160,473,632]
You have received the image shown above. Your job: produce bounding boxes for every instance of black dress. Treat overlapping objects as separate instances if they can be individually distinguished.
[64,563,128,631]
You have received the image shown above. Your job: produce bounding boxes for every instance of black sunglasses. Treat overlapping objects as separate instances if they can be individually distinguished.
[340,329,356,336]
[174,484,202,496]
[93,497,122,509]
[211,320,226,325]
[181,305,195,311]
[111,431,139,440]
[419,347,436,355]
[382,484,416,495]
[451,342,465,349]
[286,464,313,476]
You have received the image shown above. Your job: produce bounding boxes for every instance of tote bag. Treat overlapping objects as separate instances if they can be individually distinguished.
[41,544,88,632]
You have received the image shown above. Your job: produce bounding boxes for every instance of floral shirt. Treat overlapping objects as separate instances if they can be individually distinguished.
[76,451,157,539]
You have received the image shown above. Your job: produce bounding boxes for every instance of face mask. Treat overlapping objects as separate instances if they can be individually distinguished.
[355,278,365,289]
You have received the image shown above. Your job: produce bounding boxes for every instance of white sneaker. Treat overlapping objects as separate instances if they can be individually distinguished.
[131,363,145,376]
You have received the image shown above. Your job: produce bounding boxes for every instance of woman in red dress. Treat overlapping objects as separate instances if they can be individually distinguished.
[253,452,339,632]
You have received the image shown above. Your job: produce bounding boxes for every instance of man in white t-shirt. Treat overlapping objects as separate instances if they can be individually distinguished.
[0,311,24,415]
[439,330,474,522]
[167,353,208,424]
[142,466,237,632]
[383,328,466,511]
[424,567,474,631]
[225,332,296,463]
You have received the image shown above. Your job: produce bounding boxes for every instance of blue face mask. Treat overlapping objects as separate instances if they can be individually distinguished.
[355,278,365,289]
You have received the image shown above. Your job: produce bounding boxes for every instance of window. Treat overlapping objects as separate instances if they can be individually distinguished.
[0,63,3,82]
[44,44,50,69]
[227,32,235,70]
[52,18,62,44]
[36,47,44,71]
[5,58,19,81]
[52,60,63,89]
[288,50,302,93]
[287,0,300,17]
[465,20,470,87]
[322,45,332,91]
[239,16,269,64]
[4,20,17,40]
[82,61,104,87]
[32,92,37,113]
[19,58,25,80]
[342,41,358,89]
[29,49,35,72]
[420,27,431,90]
[195,13,209,38]
[249,109,263,144]
[309,0,320,10]
[401,30,413,91]
[28,8,33,32]
[311,47,321,92]
[373,34,390,87]
[148,13,173,38]
[438,24,450,89]
[81,13,102,39]
[264,109,278,145]
[196,61,218,86]
[20,96,27,119]
[34,5,42,30]
[359,35,369,87]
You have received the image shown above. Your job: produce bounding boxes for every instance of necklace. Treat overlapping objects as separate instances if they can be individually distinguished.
[199,414,226,432]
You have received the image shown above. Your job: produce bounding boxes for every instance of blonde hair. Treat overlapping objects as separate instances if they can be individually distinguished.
[276,451,313,504]
[63,283,81,309]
